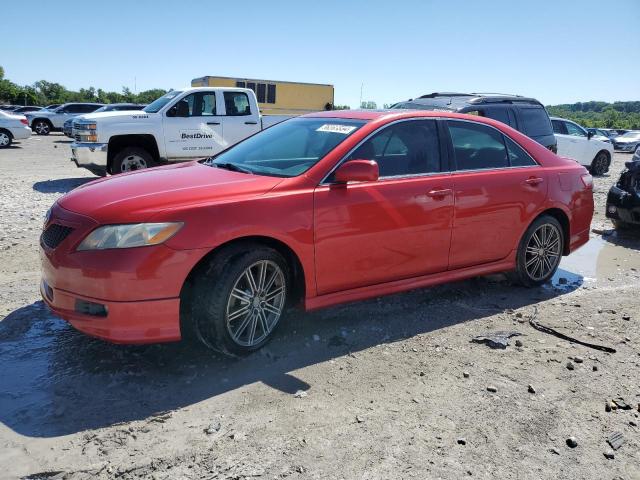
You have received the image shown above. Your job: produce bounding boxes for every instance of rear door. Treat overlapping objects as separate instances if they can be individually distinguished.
[163,91,223,159]
[220,91,261,147]
[313,119,454,294]
[551,119,574,158]
[563,120,591,166]
[447,120,548,269]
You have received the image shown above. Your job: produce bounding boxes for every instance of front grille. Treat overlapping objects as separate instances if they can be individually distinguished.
[41,224,74,249]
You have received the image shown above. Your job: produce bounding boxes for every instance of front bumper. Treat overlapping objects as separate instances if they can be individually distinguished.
[613,143,638,152]
[71,142,108,169]
[606,185,640,226]
[40,203,210,344]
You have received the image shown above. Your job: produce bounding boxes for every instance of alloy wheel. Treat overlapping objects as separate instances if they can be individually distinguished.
[121,154,148,171]
[225,260,286,347]
[0,132,9,146]
[34,121,49,135]
[524,224,561,281]
[594,153,608,175]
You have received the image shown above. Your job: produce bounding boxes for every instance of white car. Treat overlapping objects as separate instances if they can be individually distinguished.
[0,110,32,148]
[25,103,104,135]
[551,117,614,176]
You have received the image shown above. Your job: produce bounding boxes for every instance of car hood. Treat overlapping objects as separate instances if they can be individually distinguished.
[58,162,284,223]
[81,110,155,121]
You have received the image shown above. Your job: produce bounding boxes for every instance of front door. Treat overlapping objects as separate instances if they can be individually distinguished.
[446,120,548,269]
[163,91,224,160]
[313,119,454,295]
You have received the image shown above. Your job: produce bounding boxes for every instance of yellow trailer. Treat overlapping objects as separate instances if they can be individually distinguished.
[191,76,334,115]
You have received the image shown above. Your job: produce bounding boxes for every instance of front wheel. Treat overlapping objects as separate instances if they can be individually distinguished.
[590,151,609,176]
[111,147,157,174]
[188,246,290,354]
[0,129,12,148]
[513,215,564,287]
[32,120,51,135]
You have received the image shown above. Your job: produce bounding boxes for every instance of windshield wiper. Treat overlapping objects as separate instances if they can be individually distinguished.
[212,162,253,174]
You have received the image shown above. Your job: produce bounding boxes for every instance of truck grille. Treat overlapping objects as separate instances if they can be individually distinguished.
[41,224,74,249]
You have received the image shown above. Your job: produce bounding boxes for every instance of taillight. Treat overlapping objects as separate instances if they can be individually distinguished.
[20,118,28,125]
[581,173,593,189]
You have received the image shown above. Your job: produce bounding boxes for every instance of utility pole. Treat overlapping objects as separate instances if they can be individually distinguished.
[359,83,363,109]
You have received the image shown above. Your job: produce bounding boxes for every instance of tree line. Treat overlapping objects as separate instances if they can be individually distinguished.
[0,66,167,106]
[546,101,640,130]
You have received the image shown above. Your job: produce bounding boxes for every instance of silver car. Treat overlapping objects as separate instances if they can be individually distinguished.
[25,103,103,135]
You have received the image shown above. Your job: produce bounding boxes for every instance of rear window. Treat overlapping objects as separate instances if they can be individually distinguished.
[519,107,553,137]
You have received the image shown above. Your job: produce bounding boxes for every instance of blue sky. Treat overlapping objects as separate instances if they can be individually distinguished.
[3,0,639,107]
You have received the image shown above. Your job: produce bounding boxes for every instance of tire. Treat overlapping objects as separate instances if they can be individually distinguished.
[32,119,51,136]
[590,151,610,176]
[513,215,564,287]
[186,245,290,355]
[111,147,157,174]
[0,129,12,148]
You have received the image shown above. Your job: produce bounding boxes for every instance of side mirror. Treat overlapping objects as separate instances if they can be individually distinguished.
[166,105,177,117]
[334,159,379,183]
[587,131,594,140]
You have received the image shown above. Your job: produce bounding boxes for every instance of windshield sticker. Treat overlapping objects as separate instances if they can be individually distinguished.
[316,124,357,134]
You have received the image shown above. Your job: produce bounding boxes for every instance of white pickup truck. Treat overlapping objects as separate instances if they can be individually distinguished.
[70,87,291,174]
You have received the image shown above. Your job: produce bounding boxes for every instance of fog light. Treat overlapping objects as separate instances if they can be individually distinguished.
[608,205,617,214]
[75,299,108,317]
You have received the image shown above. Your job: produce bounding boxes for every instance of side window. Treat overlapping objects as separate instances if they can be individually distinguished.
[565,122,587,137]
[483,108,511,127]
[172,92,216,117]
[347,120,441,177]
[83,105,100,113]
[66,104,83,114]
[551,120,567,135]
[223,92,251,116]
[448,121,509,170]
[505,136,537,167]
[519,107,553,137]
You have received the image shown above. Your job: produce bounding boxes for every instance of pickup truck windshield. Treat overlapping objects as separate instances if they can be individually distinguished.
[208,117,367,177]
[144,91,183,113]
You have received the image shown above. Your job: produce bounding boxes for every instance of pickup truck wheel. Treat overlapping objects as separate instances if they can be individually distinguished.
[0,130,12,148]
[32,120,51,135]
[111,147,156,174]
[512,215,564,287]
[188,246,289,355]
[590,151,609,176]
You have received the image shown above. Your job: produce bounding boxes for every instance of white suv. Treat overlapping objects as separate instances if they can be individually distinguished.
[25,103,103,135]
[551,117,614,176]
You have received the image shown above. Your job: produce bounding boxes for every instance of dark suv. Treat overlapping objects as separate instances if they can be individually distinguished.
[391,93,557,153]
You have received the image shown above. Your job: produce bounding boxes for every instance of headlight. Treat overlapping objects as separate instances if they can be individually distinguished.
[75,122,98,142]
[77,222,183,251]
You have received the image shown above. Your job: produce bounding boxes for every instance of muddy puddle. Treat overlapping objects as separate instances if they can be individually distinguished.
[551,231,640,288]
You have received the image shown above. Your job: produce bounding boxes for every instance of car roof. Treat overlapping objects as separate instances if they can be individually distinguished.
[303,109,507,124]
[393,92,544,110]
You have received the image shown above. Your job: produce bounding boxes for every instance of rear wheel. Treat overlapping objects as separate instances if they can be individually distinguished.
[590,151,609,176]
[0,129,12,148]
[32,119,51,135]
[513,215,564,287]
[111,147,157,174]
[187,246,289,354]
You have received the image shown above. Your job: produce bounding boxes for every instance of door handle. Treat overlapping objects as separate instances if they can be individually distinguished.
[524,177,544,186]
[207,121,220,125]
[426,188,452,199]
[244,121,258,125]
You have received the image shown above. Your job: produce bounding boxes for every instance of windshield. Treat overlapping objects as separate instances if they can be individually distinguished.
[620,131,640,139]
[207,117,367,177]
[143,91,182,113]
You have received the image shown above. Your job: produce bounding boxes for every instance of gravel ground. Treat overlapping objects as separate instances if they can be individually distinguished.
[0,134,639,480]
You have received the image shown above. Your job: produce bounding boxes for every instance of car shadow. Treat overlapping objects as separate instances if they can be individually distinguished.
[53,139,72,144]
[32,177,95,194]
[0,274,581,438]
[599,228,640,251]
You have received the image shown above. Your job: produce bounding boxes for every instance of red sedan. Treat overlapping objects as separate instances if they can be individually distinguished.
[40,110,594,353]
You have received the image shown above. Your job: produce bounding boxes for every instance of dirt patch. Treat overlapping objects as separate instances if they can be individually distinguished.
[1,136,639,479]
